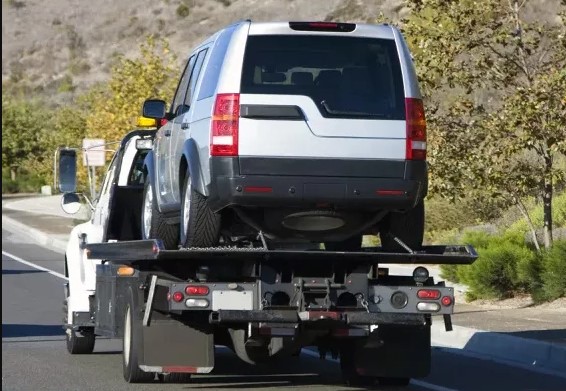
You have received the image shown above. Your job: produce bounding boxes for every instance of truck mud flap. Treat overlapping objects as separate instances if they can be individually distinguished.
[353,324,431,378]
[140,319,214,374]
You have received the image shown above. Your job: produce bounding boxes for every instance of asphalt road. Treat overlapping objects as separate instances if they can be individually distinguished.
[2,226,566,391]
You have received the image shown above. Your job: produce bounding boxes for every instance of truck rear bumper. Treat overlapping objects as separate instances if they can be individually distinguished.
[209,309,427,326]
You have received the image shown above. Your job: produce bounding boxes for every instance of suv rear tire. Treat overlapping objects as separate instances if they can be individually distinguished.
[141,180,178,250]
[180,172,221,248]
[379,201,424,252]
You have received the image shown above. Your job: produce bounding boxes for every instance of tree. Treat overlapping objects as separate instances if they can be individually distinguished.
[85,36,178,143]
[1,94,52,180]
[400,0,566,247]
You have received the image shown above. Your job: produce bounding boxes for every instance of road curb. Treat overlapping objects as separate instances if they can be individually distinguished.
[2,214,67,254]
[431,322,566,378]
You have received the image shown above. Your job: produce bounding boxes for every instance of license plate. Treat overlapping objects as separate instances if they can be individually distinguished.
[212,290,253,311]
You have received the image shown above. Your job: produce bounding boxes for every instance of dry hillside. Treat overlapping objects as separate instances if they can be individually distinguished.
[1,0,407,98]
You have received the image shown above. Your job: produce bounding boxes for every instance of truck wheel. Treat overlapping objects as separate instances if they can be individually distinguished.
[63,298,95,354]
[180,172,220,248]
[379,201,424,252]
[141,180,178,250]
[123,289,154,383]
[229,328,270,365]
[339,345,377,386]
[324,235,362,251]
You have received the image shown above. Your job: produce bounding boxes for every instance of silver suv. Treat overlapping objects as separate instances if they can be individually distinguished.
[141,21,427,252]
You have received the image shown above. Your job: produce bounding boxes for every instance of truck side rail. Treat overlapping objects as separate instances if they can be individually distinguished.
[86,239,477,265]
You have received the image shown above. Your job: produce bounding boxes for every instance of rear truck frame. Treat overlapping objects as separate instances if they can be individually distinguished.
[72,240,477,386]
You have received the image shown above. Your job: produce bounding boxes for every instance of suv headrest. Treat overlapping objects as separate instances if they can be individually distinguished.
[291,71,314,86]
[315,70,342,87]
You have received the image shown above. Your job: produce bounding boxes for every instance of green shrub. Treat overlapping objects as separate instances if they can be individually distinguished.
[540,241,566,300]
[459,242,535,300]
[440,264,461,283]
[1,168,44,194]
[176,3,190,18]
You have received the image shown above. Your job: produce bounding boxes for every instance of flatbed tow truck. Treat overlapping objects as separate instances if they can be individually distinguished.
[57,128,477,387]
[84,239,476,386]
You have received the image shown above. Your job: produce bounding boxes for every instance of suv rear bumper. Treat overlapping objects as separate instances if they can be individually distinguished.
[207,157,427,212]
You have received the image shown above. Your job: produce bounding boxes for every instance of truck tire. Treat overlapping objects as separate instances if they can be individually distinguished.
[141,180,178,250]
[123,288,154,383]
[180,172,220,248]
[63,298,95,354]
[339,344,377,386]
[229,328,270,365]
[379,201,424,252]
[324,235,362,251]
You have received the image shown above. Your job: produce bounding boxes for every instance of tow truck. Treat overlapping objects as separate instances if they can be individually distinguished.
[58,128,477,387]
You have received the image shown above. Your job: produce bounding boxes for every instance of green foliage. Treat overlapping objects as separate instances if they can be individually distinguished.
[1,94,53,180]
[176,3,190,18]
[85,35,178,143]
[506,192,566,235]
[401,0,566,247]
[540,241,566,300]
[458,241,535,300]
[2,167,44,193]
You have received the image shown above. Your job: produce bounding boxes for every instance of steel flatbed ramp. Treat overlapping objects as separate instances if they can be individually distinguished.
[86,239,477,265]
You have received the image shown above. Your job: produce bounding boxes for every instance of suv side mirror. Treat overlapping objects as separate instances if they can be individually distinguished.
[142,99,167,120]
[58,148,77,193]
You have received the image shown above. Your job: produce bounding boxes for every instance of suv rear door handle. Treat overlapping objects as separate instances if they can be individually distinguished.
[181,122,189,130]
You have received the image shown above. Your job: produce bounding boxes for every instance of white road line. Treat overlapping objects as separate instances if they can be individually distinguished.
[301,348,458,391]
[2,250,67,280]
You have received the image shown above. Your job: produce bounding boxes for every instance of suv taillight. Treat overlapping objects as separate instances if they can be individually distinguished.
[405,98,427,160]
[211,93,240,156]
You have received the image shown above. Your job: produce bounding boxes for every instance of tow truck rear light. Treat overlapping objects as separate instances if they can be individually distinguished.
[185,298,209,308]
[417,302,440,312]
[185,285,209,296]
[171,291,184,302]
[211,93,240,156]
[289,21,356,32]
[417,289,441,300]
[441,296,453,306]
[405,98,427,160]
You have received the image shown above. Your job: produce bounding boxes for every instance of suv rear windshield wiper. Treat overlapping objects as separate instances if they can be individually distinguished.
[320,100,391,119]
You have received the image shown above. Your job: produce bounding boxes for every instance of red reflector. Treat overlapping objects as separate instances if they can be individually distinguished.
[172,291,184,302]
[289,21,356,32]
[376,189,405,196]
[417,289,441,300]
[211,93,239,156]
[441,296,453,306]
[309,22,338,28]
[185,285,209,296]
[333,328,349,337]
[405,98,427,160]
[159,118,168,127]
[162,366,198,373]
[243,186,272,193]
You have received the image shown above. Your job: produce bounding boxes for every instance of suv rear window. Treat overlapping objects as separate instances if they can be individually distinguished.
[241,35,405,120]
